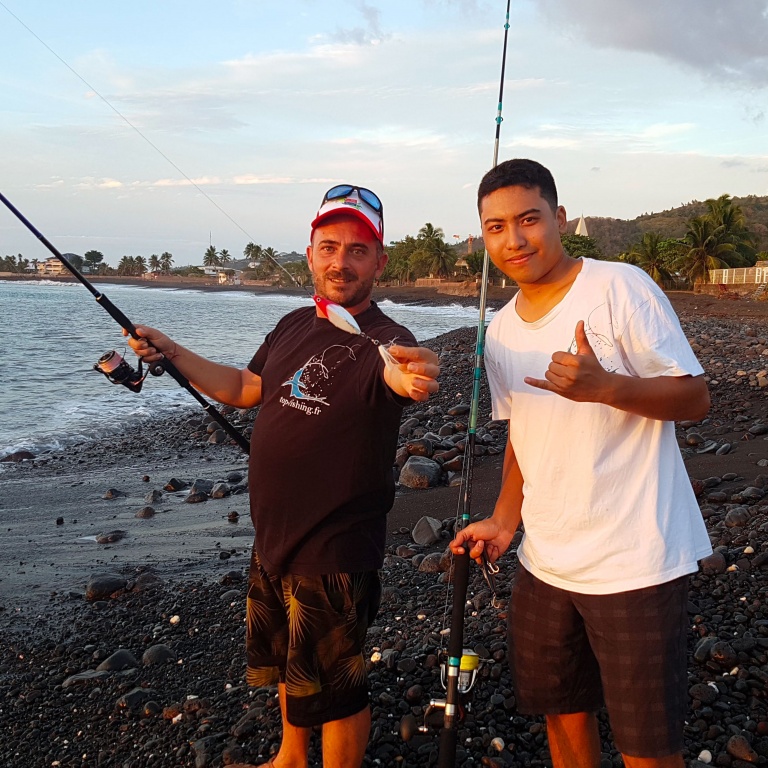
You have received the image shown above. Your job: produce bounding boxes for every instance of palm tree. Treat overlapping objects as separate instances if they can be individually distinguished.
[428,240,456,278]
[627,232,673,287]
[261,246,279,266]
[117,255,133,275]
[415,223,455,277]
[257,247,280,279]
[203,245,218,267]
[134,255,147,275]
[392,256,413,285]
[160,251,174,273]
[219,248,232,266]
[705,194,756,266]
[282,261,311,287]
[244,242,262,262]
[418,223,445,244]
[149,254,161,273]
[678,216,734,285]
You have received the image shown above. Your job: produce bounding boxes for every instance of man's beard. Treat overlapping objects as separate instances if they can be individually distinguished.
[314,269,374,309]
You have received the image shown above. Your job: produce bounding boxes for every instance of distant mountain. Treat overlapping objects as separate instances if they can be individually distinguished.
[567,195,768,258]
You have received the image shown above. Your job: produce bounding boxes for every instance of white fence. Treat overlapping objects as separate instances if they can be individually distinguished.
[709,267,768,285]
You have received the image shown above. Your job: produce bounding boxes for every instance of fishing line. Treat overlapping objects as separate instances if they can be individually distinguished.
[2,4,405,388]
[1,0,408,368]
[0,0,309,293]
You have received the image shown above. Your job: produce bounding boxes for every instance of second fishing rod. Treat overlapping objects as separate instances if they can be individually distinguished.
[437,1,512,766]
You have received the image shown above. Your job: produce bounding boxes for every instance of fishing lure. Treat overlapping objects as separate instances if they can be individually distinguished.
[312,295,400,369]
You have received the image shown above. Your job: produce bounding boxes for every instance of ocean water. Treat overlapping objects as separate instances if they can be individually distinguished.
[0,280,492,459]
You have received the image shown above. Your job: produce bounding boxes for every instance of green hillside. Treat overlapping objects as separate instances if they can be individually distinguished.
[568,195,768,259]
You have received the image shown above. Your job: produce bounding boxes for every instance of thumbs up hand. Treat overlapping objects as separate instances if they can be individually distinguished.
[524,320,611,403]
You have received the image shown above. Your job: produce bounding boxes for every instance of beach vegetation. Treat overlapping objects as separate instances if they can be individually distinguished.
[703,194,757,267]
[465,248,505,282]
[117,255,147,276]
[279,260,312,288]
[244,242,262,261]
[160,252,174,273]
[171,265,205,277]
[381,236,417,284]
[0,254,31,272]
[83,250,104,271]
[561,234,604,262]
[621,232,677,287]
[677,215,734,285]
[203,245,219,267]
[416,223,456,278]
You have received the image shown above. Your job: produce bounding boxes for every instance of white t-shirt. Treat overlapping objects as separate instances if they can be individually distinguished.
[485,258,712,594]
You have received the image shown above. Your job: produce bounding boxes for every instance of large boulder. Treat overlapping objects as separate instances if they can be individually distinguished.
[399,456,442,489]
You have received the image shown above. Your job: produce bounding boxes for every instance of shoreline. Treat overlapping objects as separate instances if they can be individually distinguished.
[0,272,515,309]
[4,301,768,763]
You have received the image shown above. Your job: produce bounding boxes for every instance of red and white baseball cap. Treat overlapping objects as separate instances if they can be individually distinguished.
[311,184,384,244]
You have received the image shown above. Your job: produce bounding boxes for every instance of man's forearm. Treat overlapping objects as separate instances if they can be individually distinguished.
[165,344,261,408]
[602,373,709,422]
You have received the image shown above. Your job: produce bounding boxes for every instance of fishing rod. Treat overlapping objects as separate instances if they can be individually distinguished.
[0,190,252,454]
[437,2,512,765]
[1,5,405,382]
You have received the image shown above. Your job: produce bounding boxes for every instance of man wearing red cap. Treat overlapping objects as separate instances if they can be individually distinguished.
[128,184,440,768]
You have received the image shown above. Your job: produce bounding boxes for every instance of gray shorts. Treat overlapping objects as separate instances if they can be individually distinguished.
[508,565,689,758]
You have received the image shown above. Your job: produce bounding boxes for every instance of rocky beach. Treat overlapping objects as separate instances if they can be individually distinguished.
[4,291,768,767]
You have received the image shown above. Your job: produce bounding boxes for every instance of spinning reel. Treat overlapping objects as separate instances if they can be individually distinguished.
[400,649,481,741]
[93,350,165,393]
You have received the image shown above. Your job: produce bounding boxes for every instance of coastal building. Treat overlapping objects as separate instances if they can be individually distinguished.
[202,266,243,285]
[36,257,68,276]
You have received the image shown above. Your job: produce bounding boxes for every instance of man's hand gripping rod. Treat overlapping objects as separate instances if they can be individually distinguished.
[0,190,251,454]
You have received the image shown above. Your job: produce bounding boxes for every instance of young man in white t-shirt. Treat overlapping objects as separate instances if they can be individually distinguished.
[450,159,711,767]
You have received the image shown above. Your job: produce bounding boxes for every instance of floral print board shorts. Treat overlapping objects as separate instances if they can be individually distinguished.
[246,551,381,728]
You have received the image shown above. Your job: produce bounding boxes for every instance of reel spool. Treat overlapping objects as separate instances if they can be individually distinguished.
[400,649,481,741]
[94,350,151,392]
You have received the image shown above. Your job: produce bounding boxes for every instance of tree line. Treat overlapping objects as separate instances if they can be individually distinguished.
[572,194,767,287]
[0,249,175,276]
[4,194,764,288]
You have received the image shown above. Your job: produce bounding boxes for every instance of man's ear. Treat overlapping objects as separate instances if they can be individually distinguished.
[375,249,389,279]
[306,244,314,273]
[556,206,567,234]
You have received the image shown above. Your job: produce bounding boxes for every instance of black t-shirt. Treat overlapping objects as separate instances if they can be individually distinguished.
[247,301,416,576]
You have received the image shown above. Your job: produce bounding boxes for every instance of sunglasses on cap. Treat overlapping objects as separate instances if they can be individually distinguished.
[323,184,383,215]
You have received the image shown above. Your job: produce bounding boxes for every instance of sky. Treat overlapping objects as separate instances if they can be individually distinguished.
[1,0,767,266]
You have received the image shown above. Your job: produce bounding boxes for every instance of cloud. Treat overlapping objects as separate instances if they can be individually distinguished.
[505,121,697,154]
[322,1,388,45]
[421,0,488,13]
[721,159,747,168]
[537,0,768,87]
